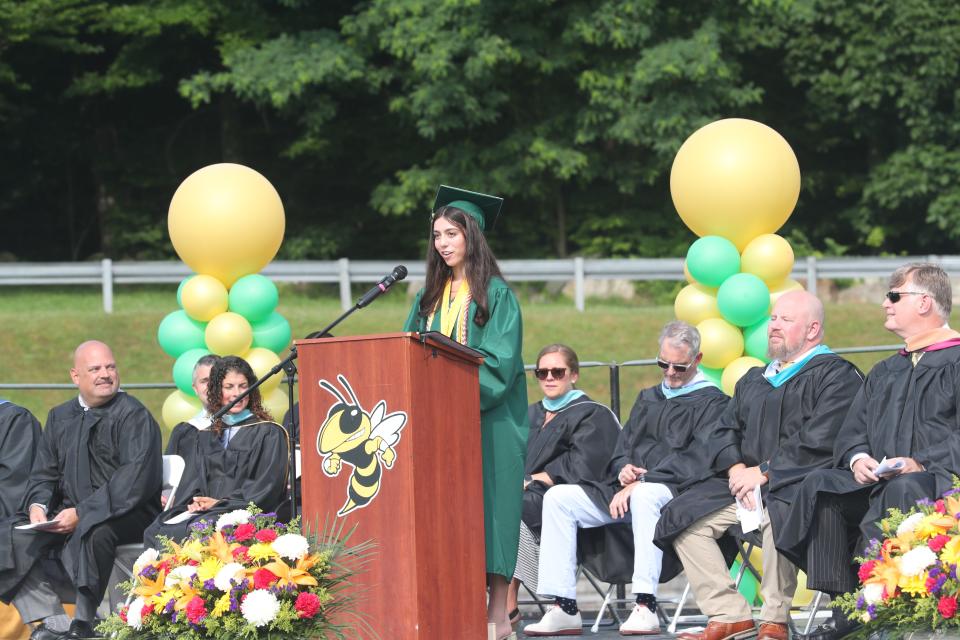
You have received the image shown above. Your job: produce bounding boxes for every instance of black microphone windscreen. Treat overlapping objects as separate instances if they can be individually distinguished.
[394,265,408,280]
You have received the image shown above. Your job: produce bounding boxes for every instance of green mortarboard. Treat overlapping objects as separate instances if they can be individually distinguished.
[433,184,503,232]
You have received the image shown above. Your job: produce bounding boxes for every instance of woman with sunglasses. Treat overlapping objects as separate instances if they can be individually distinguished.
[506,344,620,628]
[403,186,528,640]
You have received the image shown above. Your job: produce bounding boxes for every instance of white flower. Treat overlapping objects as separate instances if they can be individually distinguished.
[213,562,245,591]
[896,512,925,536]
[271,533,309,561]
[164,565,197,588]
[240,589,280,627]
[862,582,884,604]
[127,597,145,630]
[216,509,253,531]
[132,548,158,575]
[899,545,937,576]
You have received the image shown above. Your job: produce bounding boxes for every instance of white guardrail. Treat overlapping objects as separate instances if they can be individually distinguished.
[3,255,960,313]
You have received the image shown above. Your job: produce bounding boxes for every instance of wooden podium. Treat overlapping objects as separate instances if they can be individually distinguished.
[296,332,488,639]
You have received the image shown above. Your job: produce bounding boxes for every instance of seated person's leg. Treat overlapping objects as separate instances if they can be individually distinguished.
[757,509,797,636]
[620,482,674,633]
[805,492,866,596]
[5,529,71,634]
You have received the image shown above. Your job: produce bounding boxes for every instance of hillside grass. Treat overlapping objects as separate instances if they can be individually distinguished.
[0,285,898,442]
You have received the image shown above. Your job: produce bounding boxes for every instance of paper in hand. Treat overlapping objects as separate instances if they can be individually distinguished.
[161,510,196,525]
[875,457,905,476]
[735,485,764,533]
[15,520,60,531]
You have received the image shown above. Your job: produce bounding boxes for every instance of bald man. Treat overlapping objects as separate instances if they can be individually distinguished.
[0,341,162,640]
[654,291,863,640]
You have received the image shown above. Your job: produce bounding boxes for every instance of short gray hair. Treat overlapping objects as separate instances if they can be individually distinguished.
[193,354,221,375]
[658,321,701,357]
[889,262,952,319]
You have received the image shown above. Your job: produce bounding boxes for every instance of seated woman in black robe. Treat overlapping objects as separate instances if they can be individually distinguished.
[505,344,620,626]
[144,356,289,548]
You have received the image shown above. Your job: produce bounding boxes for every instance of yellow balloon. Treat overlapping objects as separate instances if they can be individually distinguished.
[205,311,253,355]
[262,387,290,423]
[168,163,285,287]
[242,347,284,394]
[670,119,801,250]
[741,234,795,287]
[180,274,228,321]
[721,356,766,396]
[769,278,805,306]
[741,538,814,606]
[675,283,721,326]
[161,390,202,429]
[683,260,694,284]
[697,318,744,369]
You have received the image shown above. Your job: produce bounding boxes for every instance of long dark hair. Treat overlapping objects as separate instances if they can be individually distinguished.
[418,205,504,327]
[207,355,273,435]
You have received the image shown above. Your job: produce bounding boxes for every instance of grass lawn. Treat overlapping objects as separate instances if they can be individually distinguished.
[0,285,899,443]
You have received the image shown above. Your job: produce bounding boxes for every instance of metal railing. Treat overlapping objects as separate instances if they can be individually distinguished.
[2,256,959,313]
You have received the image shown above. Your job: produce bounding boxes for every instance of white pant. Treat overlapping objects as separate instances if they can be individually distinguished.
[537,482,674,600]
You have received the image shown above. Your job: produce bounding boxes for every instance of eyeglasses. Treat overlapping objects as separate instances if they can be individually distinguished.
[656,359,694,373]
[885,290,926,303]
[534,367,568,380]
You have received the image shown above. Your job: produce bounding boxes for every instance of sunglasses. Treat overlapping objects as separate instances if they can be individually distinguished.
[656,359,694,373]
[534,367,568,380]
[885,290,926,303]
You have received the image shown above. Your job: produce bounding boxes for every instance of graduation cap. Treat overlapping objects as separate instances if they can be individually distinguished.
[433,184,503,232]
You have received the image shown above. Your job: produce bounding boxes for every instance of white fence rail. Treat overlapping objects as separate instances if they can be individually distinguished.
[3,256,959,313]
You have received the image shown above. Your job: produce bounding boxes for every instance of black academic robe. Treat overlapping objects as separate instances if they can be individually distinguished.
[0,402,41,518]
[654,354,863,560]
[777,346,960,564]
[144,417,289,548]
[0,392,162,602]
[523,395,620,532]
[577,384,729,583]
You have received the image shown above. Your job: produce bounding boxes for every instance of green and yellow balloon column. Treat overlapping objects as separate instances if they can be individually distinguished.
[157,163,293,428]
[670,119,804,395]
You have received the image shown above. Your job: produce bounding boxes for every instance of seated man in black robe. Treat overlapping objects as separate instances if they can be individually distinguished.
[777,263,960,639]
[164,355,220,497]
[144,355,289,548]
[523,321,729,637]
[654,292,863,640]
[0,341,162,640]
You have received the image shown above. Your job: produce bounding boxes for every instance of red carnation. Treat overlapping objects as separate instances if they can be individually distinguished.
[232,546,250,561]
[233,523,256,542]
[930,535,952,553]
[255,528,278,543]
[253,568,278,590]
[141,604,154,619]
[119,608,128,623]
[936,499,947,514]
[939,595,958,619]
[857,560,877,582]
[185,596,207,624]
[295,592,321,619]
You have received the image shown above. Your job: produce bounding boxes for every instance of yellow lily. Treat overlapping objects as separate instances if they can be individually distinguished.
[133,568,168,601]
[174,581,202,611]
[915,514,956,539]
[865,547,900,597]
[945,494,960,518]
[262,558,319,588]
[204,532,238,564]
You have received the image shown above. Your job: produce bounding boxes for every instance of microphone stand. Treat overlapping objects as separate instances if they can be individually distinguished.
[211,280,401,522]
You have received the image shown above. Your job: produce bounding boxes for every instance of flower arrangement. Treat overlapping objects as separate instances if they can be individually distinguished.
[836,484,960,632]
[98,506,374,639]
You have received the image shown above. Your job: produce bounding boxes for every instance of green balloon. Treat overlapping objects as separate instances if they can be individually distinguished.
[700,366,724,389]
[686,236,741,287]
[173,347,211,397]
[157,310,207,358]
[717,273,770,327]
[251,312,292,353]
[743,317,771,363]
[176,275,195,308]
[229,274,279,323]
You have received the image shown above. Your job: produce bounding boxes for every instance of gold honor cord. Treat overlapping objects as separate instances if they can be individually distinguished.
[427,278,472,342]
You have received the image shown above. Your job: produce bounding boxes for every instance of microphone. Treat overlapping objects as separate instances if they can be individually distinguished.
[356,265,408,308]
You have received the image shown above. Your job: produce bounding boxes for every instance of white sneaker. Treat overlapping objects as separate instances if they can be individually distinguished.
[619,603,660,635]
[523,605,582,636]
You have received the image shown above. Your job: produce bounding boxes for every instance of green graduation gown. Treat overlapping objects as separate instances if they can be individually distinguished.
[404,277,529,578]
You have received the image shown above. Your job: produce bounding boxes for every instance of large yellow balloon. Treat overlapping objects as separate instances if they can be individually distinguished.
[769,278,805,306]
[675,283,721,326]
[721,356,766,395]
[162,390,202,429]
[181,274,228,321]
[168,163,285,287]
[741,234,795,287]
[205,311,253,355]
[262,387,290,423]
[670,119,801,250]
[242,347,284,394]
[697,318,744,369]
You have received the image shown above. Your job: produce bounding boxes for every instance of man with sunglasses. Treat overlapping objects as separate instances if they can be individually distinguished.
[524,321,729,636]
[655,291,863,640]
[777,263,960,640]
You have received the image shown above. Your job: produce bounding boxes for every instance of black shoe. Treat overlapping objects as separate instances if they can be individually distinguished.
[63,620,103,640]
[29,624,68,640]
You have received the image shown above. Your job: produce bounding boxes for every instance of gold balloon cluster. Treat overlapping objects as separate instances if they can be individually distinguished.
[670,119,803,395]
[158,163,292,427]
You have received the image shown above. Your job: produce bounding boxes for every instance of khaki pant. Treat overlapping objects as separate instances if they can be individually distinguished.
[674,504,797,623]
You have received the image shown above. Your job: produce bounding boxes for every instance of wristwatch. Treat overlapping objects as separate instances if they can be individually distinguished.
[758,461,770,476]
[524,474,533,483]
